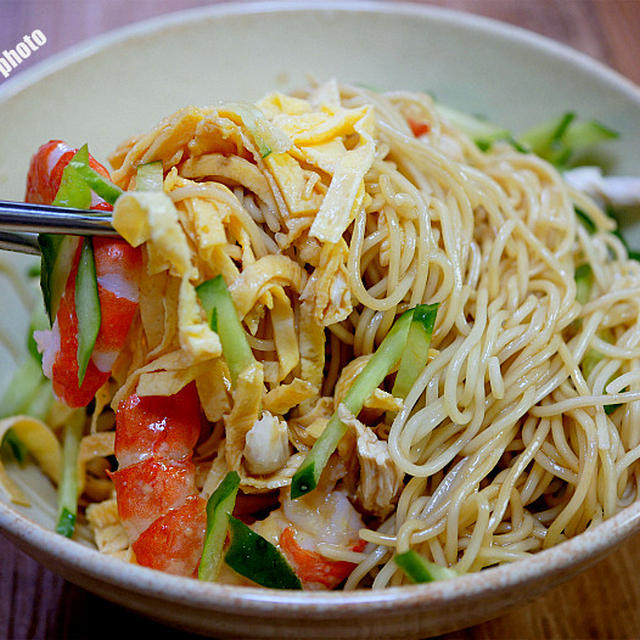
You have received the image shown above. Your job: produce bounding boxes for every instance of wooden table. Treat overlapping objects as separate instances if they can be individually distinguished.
[1,1,640,638]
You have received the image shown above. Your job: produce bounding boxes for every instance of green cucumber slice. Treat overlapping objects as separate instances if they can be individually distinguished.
[222,103,290,159]
[196,275,254,386]
[198,471,240,582]
[394,550,457,583]
[392,303,439,399]
[38,235,79,324]
[0,356,45,419]
[40,146,95,324]
[225,516,302,589]
[0,355,50,463]
[434,103,510,151]
[55,410,85,538]
[52,160,92,210]
[291,307,419,499]
[574,263,594,306]
[135,161,163,192]
[75,238,101,385]
[68,144,123,205]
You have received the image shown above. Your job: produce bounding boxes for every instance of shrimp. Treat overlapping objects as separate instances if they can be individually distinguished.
[109,383,207,576]
[26,140,142,407]
[279,526,366,590]
[252,487,366,590]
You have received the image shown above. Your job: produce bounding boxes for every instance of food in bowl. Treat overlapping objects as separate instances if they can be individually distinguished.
[2,79,640,591]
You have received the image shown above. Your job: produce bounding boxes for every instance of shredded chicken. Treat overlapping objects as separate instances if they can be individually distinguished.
[300,240,352,326]
[243,411,290,475]
[337,404,404,518]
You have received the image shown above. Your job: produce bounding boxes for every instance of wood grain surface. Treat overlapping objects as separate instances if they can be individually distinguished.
[1,1,640,638]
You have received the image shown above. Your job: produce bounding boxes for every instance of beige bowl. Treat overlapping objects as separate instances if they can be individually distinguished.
[1,3,640,638]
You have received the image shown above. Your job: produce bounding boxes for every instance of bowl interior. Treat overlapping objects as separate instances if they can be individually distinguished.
[1,2,640,637]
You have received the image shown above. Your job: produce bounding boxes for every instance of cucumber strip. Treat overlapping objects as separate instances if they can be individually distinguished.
[198,471,241,582]
[225,515,302,589]
[55,411,85,536]
[575,206,597,234]
[574,262,618,394]
[1,431,28,463]
[581,327,614,390]
[230,103,272,158]
[394,550,457,583]
[581,344,619,415]
[392,303,439,399]
[574,263,594,306]
[434,103,510,151]
[584,345,605,383]
[563,119,618,150]
[27,305,49,363]
[24,381,54,422]
[575,263,606,384]
[291,307,418,499]
[209,307,218,333]
[340,309,415,413]
[581,348,602,381]
[518,113,618,168]
[55,410,85,538]
[0,356,45,419]
[518,112,575,160]
[432,102,617,167]
[68,145,123,205]
[505,136,528,154]
[38,235,79,324]
[220,103,291,159]
[0,356,49,463]
[52,162,92,210]
[75,238,101,385]
[135,161,163,192]
[40,149,94,324]
[581,343,621,413]
[196,275,255,385]
[290,413,346,499]
[40,154,93,324]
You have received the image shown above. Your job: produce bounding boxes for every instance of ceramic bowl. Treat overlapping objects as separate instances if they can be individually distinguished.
[1,3,640,638]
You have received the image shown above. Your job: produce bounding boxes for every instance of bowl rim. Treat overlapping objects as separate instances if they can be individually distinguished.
[4,496,640,613]
[2,0,640,616]
[1,0,638,102]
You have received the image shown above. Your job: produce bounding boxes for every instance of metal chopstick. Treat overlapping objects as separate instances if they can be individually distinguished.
[0,200,119,236]
[0,231,41,255]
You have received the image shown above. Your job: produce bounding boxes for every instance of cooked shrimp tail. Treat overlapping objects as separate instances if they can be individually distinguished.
[110,383,206,576]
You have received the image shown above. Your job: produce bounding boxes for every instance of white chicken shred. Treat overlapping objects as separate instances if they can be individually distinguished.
[243,411,290,475]
[338,404,404,518]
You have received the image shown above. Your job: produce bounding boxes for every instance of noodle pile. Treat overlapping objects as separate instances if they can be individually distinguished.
[4,79,640,589]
